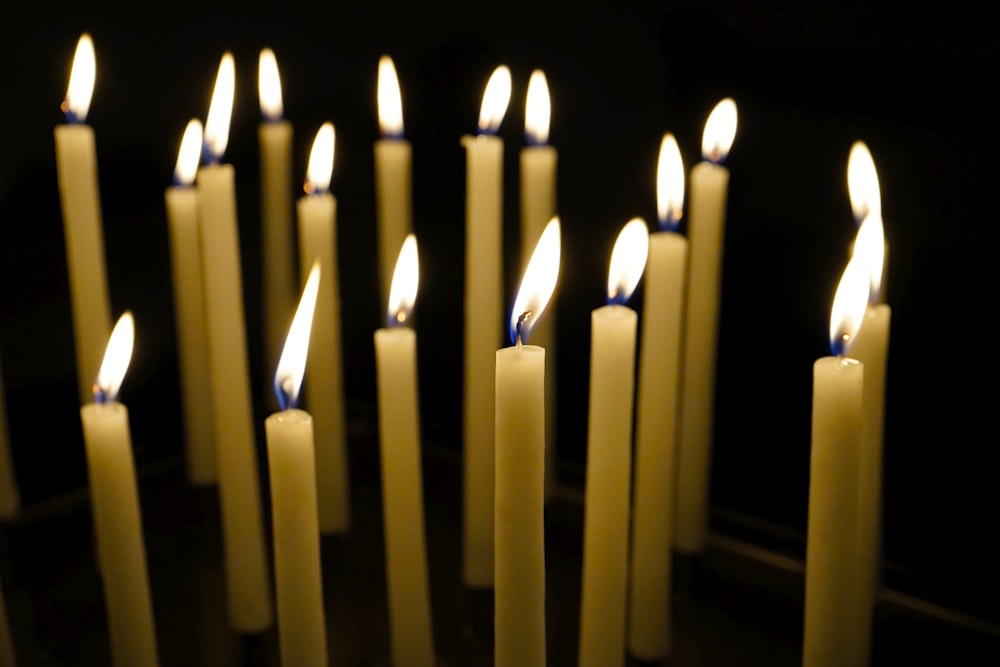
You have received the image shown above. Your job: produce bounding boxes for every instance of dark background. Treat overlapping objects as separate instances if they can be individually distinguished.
[0,0,996,630]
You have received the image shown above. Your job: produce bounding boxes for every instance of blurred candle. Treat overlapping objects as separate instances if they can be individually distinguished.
[296,123,350,534]
[495,218,559,667]
[462,65,511,589]
[54,34,112,404]
[197,53,273,633]
[675,98,738,553]
[628,134,687,660]
[0,357,18,520]
[80,313,158,667]
[579,219,647,667]
[375,236,435,667]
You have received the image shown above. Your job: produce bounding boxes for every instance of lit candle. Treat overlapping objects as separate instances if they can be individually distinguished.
[462,65,511,589]
[0,357,18,520]
[80,313,158,667]
[374,55,413,307]
[54,34,112,404]
[375,236,435,667]
[804,256,868,667]
[266,263,329,667]
[495,217,560,667]
[296,123,350,534]
[579,219,647,667]
[675,98,738,554]
[164,119,215,486]
[628,133,687,660]
[197,53,273,633]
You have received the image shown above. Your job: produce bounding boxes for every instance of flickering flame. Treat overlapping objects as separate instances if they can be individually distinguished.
[204,52,236,163]
[386,234,419,327]
[510,216,561,345]
[828,255,869,357]
[378,55,404,138]
[477,65,512,134]
[258,48,283,122]
[305,122,335,195]
[173,119,203,187]
[94,312,134,404]
[63,34,95,123]
[274,262,321,410]
[701,98,737,163]
[853,213,885,305]
[607,218,649,305]
[656,133,685,230]
[847,141,881,223]
[524,69,550,146]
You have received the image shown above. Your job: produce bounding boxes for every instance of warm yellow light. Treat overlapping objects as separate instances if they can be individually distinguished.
[524,69,550,145]
[378,55,404,137]
[656,133,685,229]
[258,48,283,122]
[510,216,561,344]
[853,213,885,304]
[386,234,419,327]
[478,65,512,134]
[847,141,881,222]
[204,52,236,162]
[173,119,203,187]
[274,261,321,409]
[305,123,335,195]
[701,97,737,163]
[63,33,95,123]
[95,312,135,403]
[829,255,869,356]
[607,218,649,305]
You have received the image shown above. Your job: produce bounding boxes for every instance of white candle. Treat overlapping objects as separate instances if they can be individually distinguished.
[462,65,511,589]
[375,55,413,308]
[197,53,273,633]
[579,219,647,667]
[0,357,18,520]
[375,236,435,667]
[296,123,351,535]
[267,264,328,667]
[54,34,112,405]
[628,134,687,660]
[80,313,158,667]
[675,98,738,554]
[495,218,559,667]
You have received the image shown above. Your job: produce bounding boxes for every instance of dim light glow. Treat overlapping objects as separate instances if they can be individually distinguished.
[524,69,550,146]
[701,98,737,163]
[853,213,885,305]
[477,65,512,134]
[204,52,235,163]
[94,312,134,404]
[607,218,649,305]
[510,216,561,345]
[386,234,419,327]
[63,33,95,123]
[173,119,203,187]
[828,255,869,357]
[305,122,335,195]
[258,48,283,122]
[656,133,685,230]
[847,141,881,223]
[274,262,321,410]
[378,55,404,138]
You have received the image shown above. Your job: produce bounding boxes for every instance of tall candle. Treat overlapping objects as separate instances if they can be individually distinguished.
[165,119,215,486]
[54,34,112,404]
[462,65,511,589]
[266,264,328,667]
[495,218,559,667]
[296,123,350,534]
[628,134,687,660]
[375,55,413,308]
[197,53,273,633]
[375,236,435,667]
[0,357,18,520]
[675,98,738,554]
[579,219,647,667]
[80,313,158,667]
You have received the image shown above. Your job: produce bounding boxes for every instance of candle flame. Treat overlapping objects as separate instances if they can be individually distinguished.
[378,55,404,138]
[853,213,885,305]
[701,98,737,163]
[510,216,560,345]
[386,234,419,327]
[258,48,283,122]
[478,65,512,134]
[847,141,881,223]
[173,119,203,187]
[94,312,134,404]
[656,133,685,230]
[63,34,95,123]
[607,218,649,305]
[204,52,236,163]
[524,69,550,146]
[305,122,335,195]
[274,262,321,410]
[828,255,869,357]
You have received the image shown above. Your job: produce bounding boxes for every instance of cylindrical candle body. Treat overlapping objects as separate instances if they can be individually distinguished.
[54,124,112,405]
[374,138,413,307]
[0,363,18,519]
[461,134,503,588]
[374,327,435,667]
[197,163,273,632]
[165,186,215,486]
[675,160,729,553]
[804,357,864,667]
[579,305,637,667]
[495,345,546,667]
[265,409,328,667]
[628,231,688,659]
[80,402,158,667]
[297,193,351,534]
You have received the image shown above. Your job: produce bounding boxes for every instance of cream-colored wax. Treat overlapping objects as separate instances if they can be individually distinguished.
[0,572,15,666]
[0,361,18,520]
[375,139,413,307]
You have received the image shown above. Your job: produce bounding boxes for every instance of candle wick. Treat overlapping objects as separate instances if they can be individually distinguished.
[516,311,532,348]
[93,384,108,405]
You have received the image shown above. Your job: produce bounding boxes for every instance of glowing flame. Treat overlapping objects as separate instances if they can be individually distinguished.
[525,69,550,146]
[701,98,737,163]
[94,312,134,404]
[258,48,283,122]
[656,133,685,230]
[173,119,203,187]
[478,65,512,134]
[63,34,95,123]
[378,55,404,138]
[386,234,419,327]
[847,141,881,223]
[274,262,321,410]
[305,123,335,195]
[607,218,649,305]
[853,213,885,305]
[510,216,561,345]
[204,52,235,163]
[828,255,869,357]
